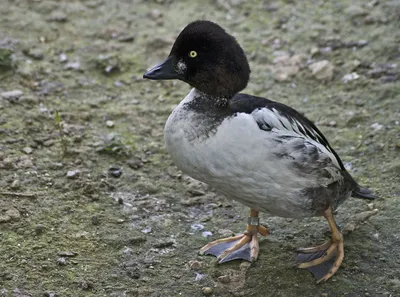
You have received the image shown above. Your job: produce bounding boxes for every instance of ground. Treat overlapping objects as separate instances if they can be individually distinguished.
[0,0,399,296]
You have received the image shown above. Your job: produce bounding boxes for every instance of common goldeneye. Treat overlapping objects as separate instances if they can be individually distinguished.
[143,20,377,282]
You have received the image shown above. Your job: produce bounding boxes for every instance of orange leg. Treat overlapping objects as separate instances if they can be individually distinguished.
[296,207,344,283]
[199,209,269,263]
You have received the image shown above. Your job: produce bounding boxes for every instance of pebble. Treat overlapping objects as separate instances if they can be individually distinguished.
[106,120,114,128]
[370,122,383,131]
[218,275,230,284]
[344,5,368,17]
[64,61,81,70]
[218,229,234,237]
[127,157,144,169]
[66,169,81,179]
[22,147,33,154]
[202,231,213,237]
[10,179,20,189]
[91,215,100,225]
[187,189,206,196]
[23,48,44,60]
[141,227,152,234]
[6,207,21,221]
[57,251,78,257]
[108,166,122,178]
[0,214,11,223]
[188,260,202,270]
[1,90,23,100]
[56,257,67,265]
[153,240,174,248]
[309,60,334,81]
[47,11,68,22]
[17,156,33,168]
[117,34,135,42]
[202,287,213,295]
[35,224,45,234]
[191,223,205,231]
[342,72,360,83]
[272,55,302,82]
[59,53,68,63]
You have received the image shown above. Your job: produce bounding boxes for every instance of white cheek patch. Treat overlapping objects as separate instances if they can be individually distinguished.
[176,60,187,74]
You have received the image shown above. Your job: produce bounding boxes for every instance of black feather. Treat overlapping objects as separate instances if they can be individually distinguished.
[352,186,378,200]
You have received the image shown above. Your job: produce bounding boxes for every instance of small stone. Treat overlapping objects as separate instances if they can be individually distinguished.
[50,162,64,169]
[344,5,368,17]
[59,53,68,63]
[91,215,100,225]
[345,60,361,71]
[342,72,360,83]
[202,287,213,295]
[141,227,152,234]
[66,170,81,179]
[218,275,230,284]
[22,147,33,154]
[17,156,33,168]
[47,11,68,22]
[367,203,375,210]
[180,197,202,206]
[202,231,212,237]
[23,48,44,60]
[328,120,337,127]
[218,229,234,237]
[1,90,23,100]
[57,251,78,257]
[187,189,205,196]
[56,257,67,265]
[64,61,81,70]
[148,9,163,20]
[370,122,383,131]
[43,139,55,147]
[191,223,205,231]
[153,240,174,248]
[10,179,20,189]
[0,215,11,223]
[108,166,122,178]
[127,157,144,169]
[106,120,114,128]
[6,207,20,221]
[309,60,334,81]
[310,47,319,56]
[35,224,45,234]
[188,260,202,270]
[272,55,302,82]
[117,197,123,204]
[117,34,135,42]
[364,15,375,25]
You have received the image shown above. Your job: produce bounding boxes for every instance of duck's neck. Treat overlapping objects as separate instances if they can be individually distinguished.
[194,88,233,108]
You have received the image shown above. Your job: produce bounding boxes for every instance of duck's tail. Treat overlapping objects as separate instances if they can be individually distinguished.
[352,185,378,200]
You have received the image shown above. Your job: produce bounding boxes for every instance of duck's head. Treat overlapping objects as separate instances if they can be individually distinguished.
[143,20,250,98]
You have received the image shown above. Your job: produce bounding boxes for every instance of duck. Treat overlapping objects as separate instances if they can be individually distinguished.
[143,20,377,282]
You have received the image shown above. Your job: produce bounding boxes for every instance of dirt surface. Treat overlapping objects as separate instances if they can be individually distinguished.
[0,0,399,296]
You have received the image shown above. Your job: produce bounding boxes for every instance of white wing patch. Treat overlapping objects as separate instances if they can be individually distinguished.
[252,107,341,169]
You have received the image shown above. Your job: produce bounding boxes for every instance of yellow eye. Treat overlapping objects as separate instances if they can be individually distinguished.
[189,50,197,58]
